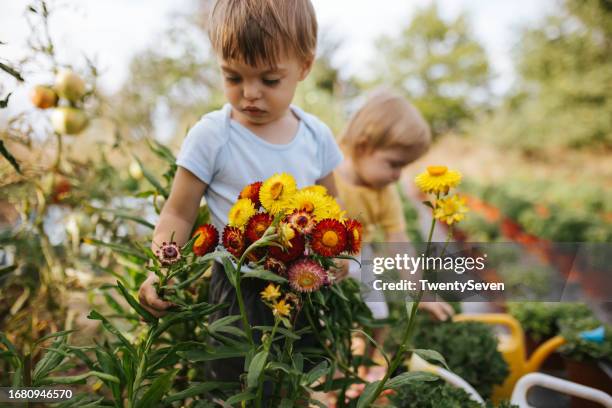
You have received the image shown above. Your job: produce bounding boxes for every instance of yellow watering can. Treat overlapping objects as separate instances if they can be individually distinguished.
[453,313,568,403]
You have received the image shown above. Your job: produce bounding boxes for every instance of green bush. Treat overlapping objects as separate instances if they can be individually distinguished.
[411,316,509,399]
[389,379,518,408]
[507,302,593,342]
[558,316,612,363]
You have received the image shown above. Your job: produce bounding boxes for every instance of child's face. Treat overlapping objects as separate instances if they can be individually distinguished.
[354,147,419,189]
[218,54,313,126]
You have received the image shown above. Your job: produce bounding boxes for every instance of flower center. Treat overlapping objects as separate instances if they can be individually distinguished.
[255,223,267,235]
[302,202,315,212]
[297,216,308,226]
[352,229,360,241]
[163,246,178,258]
[194,232,205,246]
[299,273,314,287]
[270,182,284,200]
[427,165,448,176]
[322,231,339,247]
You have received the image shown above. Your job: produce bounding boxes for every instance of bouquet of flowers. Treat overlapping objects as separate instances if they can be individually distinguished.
[156,173,362,320]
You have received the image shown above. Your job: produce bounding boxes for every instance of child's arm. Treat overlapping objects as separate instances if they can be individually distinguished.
[139,168,208,316]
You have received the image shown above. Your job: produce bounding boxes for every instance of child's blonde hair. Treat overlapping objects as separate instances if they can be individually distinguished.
[208,0,317,66]
[339,89,431,159]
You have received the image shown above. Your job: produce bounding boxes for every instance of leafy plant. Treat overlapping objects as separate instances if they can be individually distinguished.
[507,302,593,342]
[389,379,518,408]
[411,315,509,398]
[558,316,612,363]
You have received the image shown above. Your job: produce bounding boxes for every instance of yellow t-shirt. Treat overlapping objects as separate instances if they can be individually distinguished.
[334,172,406,242]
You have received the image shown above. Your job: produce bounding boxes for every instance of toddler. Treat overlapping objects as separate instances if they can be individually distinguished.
[138,0,344,383]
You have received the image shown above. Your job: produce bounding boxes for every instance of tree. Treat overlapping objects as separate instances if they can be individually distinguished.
[477,0,612,152]
[373,3,491,135]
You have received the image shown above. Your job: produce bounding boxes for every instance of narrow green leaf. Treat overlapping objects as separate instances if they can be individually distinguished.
[87,310,136,357]
[135,369,177,408]
[242,268,287,283]
[135,157,168,197]
[356,380,381,408]
[411,348,450,370]
[164,381,238,403]
[116,281,157,323]
[385,371,438,390]
[302,360,328,386]
[225,391,256,405]
[38,371,120,385]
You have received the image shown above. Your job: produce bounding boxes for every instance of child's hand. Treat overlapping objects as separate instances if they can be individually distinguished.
[138,274,173,317]
[418,301,455,321]
[332,258,350,282]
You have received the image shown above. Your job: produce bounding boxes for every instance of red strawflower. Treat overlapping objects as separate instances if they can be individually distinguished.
[222,226,246,258]
[192,224,219,256]
[344,218,363,254]
[269,233,305,263]
[245,213,273,243]
[284,209,316,234]
[287,258,326,293]
[156,241,181,266]
[238,181,263,208]
[311,219,348,257]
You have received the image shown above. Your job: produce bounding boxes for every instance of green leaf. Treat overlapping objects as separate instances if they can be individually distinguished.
[135,157,169,197]
[356,380,381,408]
[179,345,248,362]
[302,360,328,386]
[135,369,177,408]
[351,329,390,366]
[33,330,76,348]
[87,206,155,229]
[422,200,434,209]
[242,268,288,283]
[385,371,438,390]
[209,315,241,332]
[222,257,237,287]
[253,326,301,340]
[412,348,450,370]
[37,371,120,385]
[84,238,147,260]
[225,391,256,405]
[116,281,157,323]
[87,310,136,357]
[247,350,268,389]
[32,339,68,381]
[164,382,238,403]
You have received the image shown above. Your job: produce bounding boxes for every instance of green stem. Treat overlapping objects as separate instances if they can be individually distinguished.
[129,328,155,408]
[255,319,280,407]
[304,296,360,381]
[361,211,438,406]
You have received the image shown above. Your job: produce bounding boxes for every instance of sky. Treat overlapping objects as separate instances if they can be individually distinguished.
[1,0,557,115]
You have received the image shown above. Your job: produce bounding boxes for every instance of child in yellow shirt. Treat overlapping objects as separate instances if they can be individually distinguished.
[335,89,454,381]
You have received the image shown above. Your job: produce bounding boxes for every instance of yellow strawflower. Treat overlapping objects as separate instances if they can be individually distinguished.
[228,198,257,229]
[272,299,292,317]
[415,165,462,194]
[260,173,297,215]
[434,195,469,225]
[289,189,330,220]
[260,283,281,302]
[302,185,328,195]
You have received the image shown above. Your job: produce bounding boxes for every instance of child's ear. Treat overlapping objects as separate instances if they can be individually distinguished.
[298,55,315,81]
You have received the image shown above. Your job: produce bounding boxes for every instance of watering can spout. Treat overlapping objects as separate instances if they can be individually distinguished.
[525,335,566,373]
[579,326,605,344]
